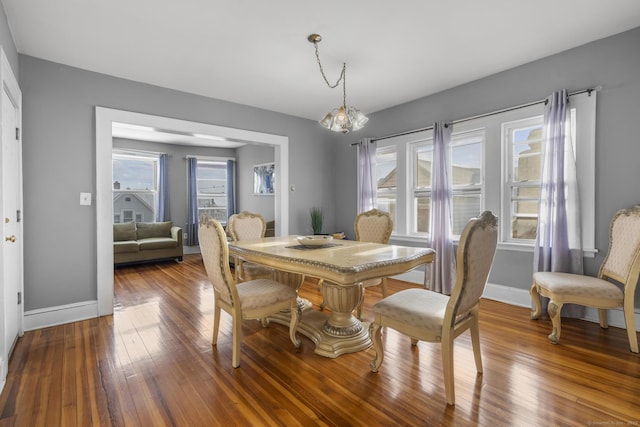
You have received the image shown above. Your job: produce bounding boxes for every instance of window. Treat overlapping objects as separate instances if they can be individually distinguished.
[503,116,543,241]
[376,127,485,239]
[450,130,484,235]
[112,151,159,223]
[196,160,228,224]
[410,141,432,235]
[375,146,397,230]
[370,91,596,254]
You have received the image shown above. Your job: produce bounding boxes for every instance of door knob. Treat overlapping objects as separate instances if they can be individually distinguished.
[5,235,16,242]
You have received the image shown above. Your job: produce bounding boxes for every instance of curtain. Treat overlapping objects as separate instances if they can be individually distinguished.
[226,159,236,221]
[534,90,583,314]
[156,153,169,222]
[187,157,199,246]
[429,122,456,295]
[358,138,376,213]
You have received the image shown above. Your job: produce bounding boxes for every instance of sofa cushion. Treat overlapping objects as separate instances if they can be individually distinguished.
[114,222,137,242]
[138,237,178,251]
[114,240,139,253]
[136,221,173,240]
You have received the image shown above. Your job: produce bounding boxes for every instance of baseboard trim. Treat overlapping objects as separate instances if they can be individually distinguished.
[0,356,5,394]
[24,300,98,331]
[392,272,640,331]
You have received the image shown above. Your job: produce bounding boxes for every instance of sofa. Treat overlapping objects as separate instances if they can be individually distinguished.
[113,221,183,265]
[265,220,275,237]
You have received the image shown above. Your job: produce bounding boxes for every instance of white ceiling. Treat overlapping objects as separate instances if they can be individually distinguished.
[3,0,640,124]
[111,122,248,148]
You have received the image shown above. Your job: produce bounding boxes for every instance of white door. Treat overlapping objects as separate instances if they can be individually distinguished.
[0,49,22,389]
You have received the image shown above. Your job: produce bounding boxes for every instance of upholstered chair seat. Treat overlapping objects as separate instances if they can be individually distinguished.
[533,272,623,300]
[234,279,297,310]
[372,288,448,330]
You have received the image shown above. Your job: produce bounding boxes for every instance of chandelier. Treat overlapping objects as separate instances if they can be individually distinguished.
[307,34,368,133]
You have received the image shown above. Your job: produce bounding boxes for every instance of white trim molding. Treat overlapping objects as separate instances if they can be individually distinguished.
[24,301,98,331]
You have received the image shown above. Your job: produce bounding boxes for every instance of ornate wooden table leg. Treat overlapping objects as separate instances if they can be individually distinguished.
[266,273,371,358]
[303,280,371,357]
[321,281,364,337]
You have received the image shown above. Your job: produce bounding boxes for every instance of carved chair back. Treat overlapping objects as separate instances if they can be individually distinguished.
[354,209,393,244]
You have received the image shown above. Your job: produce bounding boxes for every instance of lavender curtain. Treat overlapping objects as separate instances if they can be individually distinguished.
[429,122,456,294]
[534,90,583,274]
[226,159,236,221]
[156,153,169,222]
[534,90,583,314]
[358,138,376,213]
[186,157,199,246]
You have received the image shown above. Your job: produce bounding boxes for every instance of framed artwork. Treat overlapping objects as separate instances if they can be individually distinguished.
[253,162,275,195]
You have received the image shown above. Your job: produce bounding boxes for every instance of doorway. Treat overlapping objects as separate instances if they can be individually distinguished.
[0,48,23,390]
[95,107,289,316]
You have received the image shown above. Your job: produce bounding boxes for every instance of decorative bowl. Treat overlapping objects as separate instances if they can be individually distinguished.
[297,235,333,247]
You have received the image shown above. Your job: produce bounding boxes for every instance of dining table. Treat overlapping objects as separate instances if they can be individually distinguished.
[228,235,435,358]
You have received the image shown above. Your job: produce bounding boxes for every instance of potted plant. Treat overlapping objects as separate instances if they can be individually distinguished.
[310,207,324,235]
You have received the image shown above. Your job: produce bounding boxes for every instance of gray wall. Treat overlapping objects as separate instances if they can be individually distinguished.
[332,26,640,301]
[20,55,331,311]
[237,144,276,221]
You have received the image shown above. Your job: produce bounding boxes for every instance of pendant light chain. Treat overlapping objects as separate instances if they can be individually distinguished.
[312,40,345,91]
[342,63,347,108]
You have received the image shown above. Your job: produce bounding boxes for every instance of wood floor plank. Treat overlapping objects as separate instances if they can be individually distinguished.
[1,254,639,426]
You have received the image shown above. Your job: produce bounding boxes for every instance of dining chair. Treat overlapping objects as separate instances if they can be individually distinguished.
[369,211,498,406]
[318,208,393,319]
[531,206,640,353]
[353,208,393,319]
[199,217,301,368]
[227,211,274,282]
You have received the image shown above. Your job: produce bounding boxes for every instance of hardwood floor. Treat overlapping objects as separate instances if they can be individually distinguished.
[1,254,639,426]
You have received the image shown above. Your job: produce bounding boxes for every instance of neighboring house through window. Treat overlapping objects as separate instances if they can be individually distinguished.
[112,150,159,223]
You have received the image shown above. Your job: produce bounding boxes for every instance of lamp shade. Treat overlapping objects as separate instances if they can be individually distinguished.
[318,106,369,133]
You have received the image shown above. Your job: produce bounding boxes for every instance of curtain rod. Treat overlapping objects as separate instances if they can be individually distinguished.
[113,148,167,156]
[185,155,236,162]
[360,85,601,144]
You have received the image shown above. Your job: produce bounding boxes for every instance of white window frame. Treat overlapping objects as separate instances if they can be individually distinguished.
[449,128,485,237]
[374,145,399,231]
[191,156,234,226]
[408,138,433,237]
[502,115,544,244]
